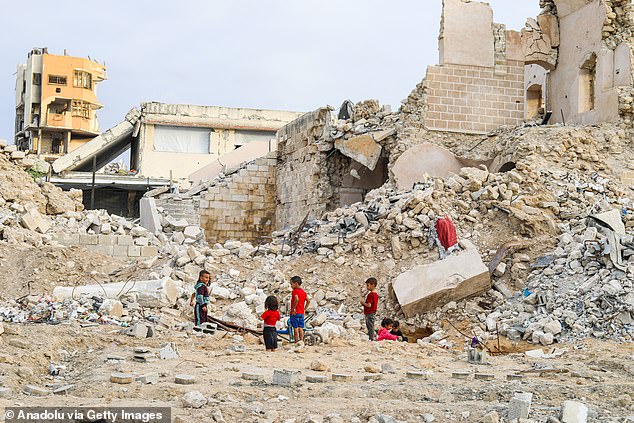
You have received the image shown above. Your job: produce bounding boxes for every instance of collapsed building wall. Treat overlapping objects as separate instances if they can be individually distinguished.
[199,153,277,244]
[275,108,333,229]
[401,0,525,135]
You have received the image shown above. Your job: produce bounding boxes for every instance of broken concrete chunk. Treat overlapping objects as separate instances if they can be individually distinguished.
[334,134,382,171]
[53,278,178,308]
[182,390,207,408]
[508,392,533,420]
[560,400,588,423]
[393,240,490,317]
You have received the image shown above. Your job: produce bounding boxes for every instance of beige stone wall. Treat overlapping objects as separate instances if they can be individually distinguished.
[421,60,525,134]
[275,108,332,230]
[199,153,277,244]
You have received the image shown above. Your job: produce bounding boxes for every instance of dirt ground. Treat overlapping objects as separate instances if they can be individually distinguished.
[0,321,632,422]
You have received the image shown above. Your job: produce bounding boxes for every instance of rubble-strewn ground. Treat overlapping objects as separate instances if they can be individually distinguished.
[0,323,633,422]
[1,103,634,421]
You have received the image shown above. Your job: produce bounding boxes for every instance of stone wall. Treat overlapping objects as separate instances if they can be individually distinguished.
[199,152,277,244]
[275,108,332,230]
[420,60,525,134]
[154,197,200,226]
[53,233,159,258]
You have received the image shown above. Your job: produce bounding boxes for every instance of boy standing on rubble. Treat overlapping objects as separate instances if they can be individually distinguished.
[190,270,211,326]
[290,276,310,344]
[360,277,379,341]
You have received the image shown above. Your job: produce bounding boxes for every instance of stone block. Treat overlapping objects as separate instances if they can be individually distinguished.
[23,385,49,396]
[560,400,588,423]
[117,235,134,246]
[331,374,353,382]
[140,246,159,257]
[333,134,382,171]
[140,197,162,234]
[242,372,265,381]
[137,373,159,384]
[508,392,533,420]
[79,234,98,245]
[126,323,149,338]
[21,208,50,233]
[406,371,430,380]
[393,240,490,317]
[110,373,134,384]
[306,375,328,383]
[128,246,141,257]
[272,369,299,387]
[98,234,117,245]
[54,233,80,245]
[113,245,129,257]
[175,374,196,385]
[452,371,470,379]
[92,245,114,256]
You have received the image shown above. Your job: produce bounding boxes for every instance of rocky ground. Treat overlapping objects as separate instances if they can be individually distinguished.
[0,322,633,422]
[0,104,634,421]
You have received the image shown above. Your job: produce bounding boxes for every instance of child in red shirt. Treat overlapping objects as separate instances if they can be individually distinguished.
[260,295,280,351]
[290,276,310,344]
[360,277,378,341]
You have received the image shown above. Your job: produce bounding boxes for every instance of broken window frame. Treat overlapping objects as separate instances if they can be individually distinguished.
[71,100,91,119]
[48,75,67,85]
[33,73,42,86]
[73,70,93,90]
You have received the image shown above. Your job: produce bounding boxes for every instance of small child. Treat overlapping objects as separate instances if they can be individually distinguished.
[377,318,399,341]
[189,270,211,326]
[360,277,378,341]
[290,276,310,344]
[390,321,408,342]
[260,295,281,352]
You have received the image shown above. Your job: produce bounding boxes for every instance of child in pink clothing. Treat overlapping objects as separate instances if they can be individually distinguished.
[377,318,399,341]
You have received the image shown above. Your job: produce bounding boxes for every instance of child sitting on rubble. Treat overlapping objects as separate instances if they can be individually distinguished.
[377,318,399,341]
[260,295,281,352]
[390,321,408,342]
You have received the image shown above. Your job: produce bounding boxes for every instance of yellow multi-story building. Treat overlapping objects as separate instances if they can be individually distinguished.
[15,48,106,158]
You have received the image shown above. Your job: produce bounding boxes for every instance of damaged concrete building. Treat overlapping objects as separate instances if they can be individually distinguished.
[50,102,303,216]
[14,48,107,158]
[151,0,634,246]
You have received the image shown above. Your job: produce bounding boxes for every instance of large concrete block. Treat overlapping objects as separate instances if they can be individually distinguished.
[140,198,162,234]
[560,400,588,423]
[392,240,490,317]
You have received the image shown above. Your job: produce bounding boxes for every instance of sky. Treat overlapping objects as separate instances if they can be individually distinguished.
[0,1,540,142]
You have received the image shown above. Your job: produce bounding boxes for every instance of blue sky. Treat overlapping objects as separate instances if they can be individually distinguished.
[0,1,540,142]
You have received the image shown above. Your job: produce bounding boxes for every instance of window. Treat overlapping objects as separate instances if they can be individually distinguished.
[48,75,67,85]
[33,73,41,85]
[153,126,211,154]
[73,70,92,89]
[578,54,597,113]
[72,100,91,119]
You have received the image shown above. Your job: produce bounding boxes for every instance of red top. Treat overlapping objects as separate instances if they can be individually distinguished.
[364,291,378,314]
[435,216,458,249]
[291,288,307,314]
[377,327,398,341]
[261,310,280,327]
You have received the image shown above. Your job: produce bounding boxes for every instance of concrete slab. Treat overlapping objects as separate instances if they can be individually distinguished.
[140,198,162,234]
[334,134,382,171]
[393,240,490,317]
